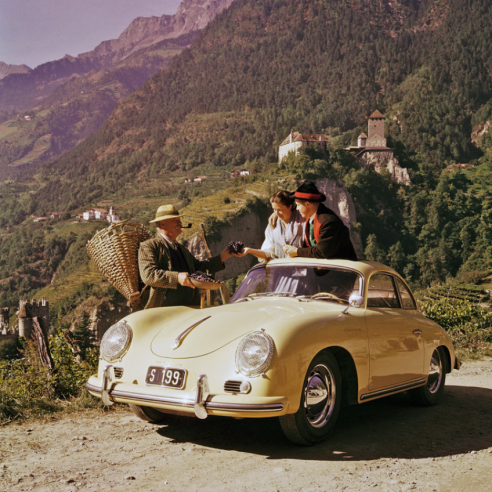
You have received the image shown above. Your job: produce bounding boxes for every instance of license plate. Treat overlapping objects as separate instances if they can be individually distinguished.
[145,367,187,389]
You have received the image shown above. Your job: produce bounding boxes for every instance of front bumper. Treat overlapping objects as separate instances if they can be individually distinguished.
[85,372,288,419]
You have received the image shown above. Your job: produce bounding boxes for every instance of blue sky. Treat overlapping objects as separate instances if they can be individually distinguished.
[0,0,182,68]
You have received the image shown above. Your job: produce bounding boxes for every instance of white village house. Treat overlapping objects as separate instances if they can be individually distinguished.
[83,208,107,221]
[278,131,329,163]
[82,206,120,222]
[106,206,121,223]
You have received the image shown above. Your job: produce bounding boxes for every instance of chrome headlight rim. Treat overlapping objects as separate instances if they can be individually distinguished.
[100,320,133,363]
[235,330,275,378]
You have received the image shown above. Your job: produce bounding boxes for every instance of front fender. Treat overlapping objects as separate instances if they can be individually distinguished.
[263,310,369,413]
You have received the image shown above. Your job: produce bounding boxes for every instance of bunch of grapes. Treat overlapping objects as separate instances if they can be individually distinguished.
[190,272,223,283]
[229,241,244,254]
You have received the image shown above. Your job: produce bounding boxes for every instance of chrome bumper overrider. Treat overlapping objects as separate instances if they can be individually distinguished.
[85,375,285,418]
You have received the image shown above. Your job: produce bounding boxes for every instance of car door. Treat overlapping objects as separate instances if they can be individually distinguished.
[365,273,424,391]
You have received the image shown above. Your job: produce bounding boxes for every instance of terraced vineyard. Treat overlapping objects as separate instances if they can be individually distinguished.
[416,284,491,306]
[415,284,492,359]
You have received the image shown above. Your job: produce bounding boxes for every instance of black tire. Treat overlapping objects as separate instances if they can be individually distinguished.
[410,347,447,406]
[128,404,168,423]
[279,351,342,445]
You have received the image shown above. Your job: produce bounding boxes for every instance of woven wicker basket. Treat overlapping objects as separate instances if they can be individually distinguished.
[87,220,152,310]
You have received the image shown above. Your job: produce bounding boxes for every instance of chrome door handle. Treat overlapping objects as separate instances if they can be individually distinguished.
[413,329,422,336]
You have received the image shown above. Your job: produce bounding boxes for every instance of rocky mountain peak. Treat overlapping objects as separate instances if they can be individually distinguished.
[89,0,235,62]
[0,61,32,80]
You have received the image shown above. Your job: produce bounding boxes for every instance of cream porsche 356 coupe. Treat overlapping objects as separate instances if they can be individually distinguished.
[85,259,460,445]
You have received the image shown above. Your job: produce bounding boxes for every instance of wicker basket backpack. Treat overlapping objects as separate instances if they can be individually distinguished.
[87,220,152,310]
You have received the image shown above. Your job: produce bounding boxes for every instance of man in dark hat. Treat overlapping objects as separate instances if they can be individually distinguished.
[283,181,357,260]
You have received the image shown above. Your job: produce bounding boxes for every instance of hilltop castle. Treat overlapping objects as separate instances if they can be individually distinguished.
[348,110,411,186]
[0,299,50,342]
[17,299,50,339]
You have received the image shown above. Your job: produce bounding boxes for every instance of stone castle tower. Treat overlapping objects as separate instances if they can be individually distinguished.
[18,299,49,339]
[366,109,386,147]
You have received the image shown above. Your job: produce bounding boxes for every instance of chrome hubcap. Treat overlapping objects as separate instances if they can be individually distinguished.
[304,364,336,428]
[427,349,443,394]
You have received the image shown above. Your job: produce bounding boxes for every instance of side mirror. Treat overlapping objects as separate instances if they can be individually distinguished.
[349,294,364,308]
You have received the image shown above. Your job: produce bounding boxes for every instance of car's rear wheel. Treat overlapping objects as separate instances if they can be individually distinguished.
[410,347,447,406]
[128,403,168,423]
[279,351,342,445]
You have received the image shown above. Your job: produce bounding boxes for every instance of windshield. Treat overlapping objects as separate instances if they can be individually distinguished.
[230,265,362,303]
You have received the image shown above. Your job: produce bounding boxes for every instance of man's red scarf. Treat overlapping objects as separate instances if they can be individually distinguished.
[304,214,321,247]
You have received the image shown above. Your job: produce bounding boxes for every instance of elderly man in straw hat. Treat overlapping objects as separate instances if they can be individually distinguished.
[139,204,235,309]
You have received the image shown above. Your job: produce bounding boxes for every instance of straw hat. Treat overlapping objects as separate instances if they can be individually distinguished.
[149,204,184,223]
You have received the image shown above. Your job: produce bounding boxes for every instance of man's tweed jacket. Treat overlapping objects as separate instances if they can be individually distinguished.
[138,234,225,309]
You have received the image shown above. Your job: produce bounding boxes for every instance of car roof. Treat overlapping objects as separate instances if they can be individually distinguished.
[262,258,399,278]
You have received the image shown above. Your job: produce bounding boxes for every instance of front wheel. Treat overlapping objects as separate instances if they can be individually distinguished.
[279,351,342,445]
[410,347,447,406]
[128,404,168,424]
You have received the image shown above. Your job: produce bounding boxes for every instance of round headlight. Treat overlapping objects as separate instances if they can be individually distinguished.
[235,331,275,378]
[100,321,133,363]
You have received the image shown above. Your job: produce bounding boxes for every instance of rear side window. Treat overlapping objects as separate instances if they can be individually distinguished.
[367,274,400,308]
[396,277,417,310]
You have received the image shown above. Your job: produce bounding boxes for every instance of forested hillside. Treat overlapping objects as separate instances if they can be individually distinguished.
[1,0,492,307]
[32,0,492,201]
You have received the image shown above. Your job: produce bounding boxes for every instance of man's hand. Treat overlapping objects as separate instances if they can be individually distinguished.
[283,245,298,257]
[178,272,195,288]
[220,245,235,263]
[268,212,278,229]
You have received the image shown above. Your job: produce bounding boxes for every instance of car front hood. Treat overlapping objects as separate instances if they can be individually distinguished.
[150,298,335,359]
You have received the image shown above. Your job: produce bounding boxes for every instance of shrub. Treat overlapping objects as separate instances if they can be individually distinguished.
[418,296,492,358]
[0,324,99,423]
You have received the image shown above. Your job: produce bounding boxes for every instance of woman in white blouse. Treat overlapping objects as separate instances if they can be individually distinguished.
[239,190,305,260]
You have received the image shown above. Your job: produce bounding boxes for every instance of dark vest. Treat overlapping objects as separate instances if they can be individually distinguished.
[164,247,199,307]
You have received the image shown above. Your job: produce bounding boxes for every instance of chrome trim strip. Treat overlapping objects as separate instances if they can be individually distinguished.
[84,382,284,413]
[207,402,284,412]
[172,316,211,350]
[360,378,426,401]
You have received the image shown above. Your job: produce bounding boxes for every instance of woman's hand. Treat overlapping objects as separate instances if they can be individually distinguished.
[235,247,250,257]
[268,212,278,229]
[283,245,298,257]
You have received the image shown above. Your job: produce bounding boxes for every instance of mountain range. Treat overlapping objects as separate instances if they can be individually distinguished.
[0,0,235,112]
[0,0,234,177]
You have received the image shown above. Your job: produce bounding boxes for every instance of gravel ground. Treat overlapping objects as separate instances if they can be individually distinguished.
[1,359,491,492]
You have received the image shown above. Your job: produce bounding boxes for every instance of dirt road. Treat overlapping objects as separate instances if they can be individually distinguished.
[1,360,492,492]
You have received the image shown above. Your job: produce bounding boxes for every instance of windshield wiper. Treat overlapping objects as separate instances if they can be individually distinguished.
[235,292,297,301]
[297,293,347,304]
[251,292,297,298]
